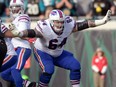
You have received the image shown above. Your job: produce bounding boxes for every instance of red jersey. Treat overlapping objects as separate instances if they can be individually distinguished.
[92,55,108,72]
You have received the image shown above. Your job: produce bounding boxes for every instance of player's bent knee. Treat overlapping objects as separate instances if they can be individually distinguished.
[70,61,81,71]
[1,72,13,82]
[1,73,8,80]
[44,68,54,75]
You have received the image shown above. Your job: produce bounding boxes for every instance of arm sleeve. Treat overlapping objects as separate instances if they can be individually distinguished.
[101,57,108,74]
[1,24,8,33]
[92,65,99,72]
[18,15,31,30]
[20,28,43,38]
[18,22,30,31]
[101,66,108,74]
[92,56,99,72]
[77,20,89,31]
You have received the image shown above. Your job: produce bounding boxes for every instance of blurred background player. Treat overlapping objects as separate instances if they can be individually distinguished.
[0,18,20,71]
[0,20,7,71]
[0,36,17,87]
[14,9,112,87]
[86,0,116,19]
[0,18,24,87]
[1,37,17,72]
[1,0,33,87]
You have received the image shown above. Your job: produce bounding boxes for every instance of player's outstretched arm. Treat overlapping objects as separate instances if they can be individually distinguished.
[19,29,43,38]
[9,29,43,38]
[4,29,20,38]
[73,10,112,32]
[4,28,42,39]
[7,23,43,38]
[3,23,23,38]
[88,10,112,27]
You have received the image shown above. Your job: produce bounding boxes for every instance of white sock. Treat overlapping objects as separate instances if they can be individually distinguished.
[72,84,80,87]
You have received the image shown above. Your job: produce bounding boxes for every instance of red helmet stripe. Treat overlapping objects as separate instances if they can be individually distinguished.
[58,10,63,18]
[13,0,16,3]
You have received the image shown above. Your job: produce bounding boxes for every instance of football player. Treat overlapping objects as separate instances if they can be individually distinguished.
[10,9,112,87]
[1,0,33,87]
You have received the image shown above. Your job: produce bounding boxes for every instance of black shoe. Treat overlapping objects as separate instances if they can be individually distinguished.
[9,82,16,87]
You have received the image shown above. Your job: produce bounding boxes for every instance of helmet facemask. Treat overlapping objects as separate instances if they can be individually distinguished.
[49,10,65,35]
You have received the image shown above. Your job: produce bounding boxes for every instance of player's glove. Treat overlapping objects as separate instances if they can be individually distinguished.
[102,10,112,23]
[95,10,112,26]
[9,23,16,30]
[9,23,23,37]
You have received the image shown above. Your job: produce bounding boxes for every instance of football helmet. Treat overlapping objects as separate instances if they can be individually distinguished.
[49,10,65,33]
[9,0,24,18]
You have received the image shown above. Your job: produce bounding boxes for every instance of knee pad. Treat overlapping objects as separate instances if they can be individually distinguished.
[70,61,81,71]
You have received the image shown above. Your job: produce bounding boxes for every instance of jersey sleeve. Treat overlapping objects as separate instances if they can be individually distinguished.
[65,16,76,30]
[1,24,8,33]
[18,22,30,31]
[65,16,76,34]
[17,15,31,31]
[18,14,30,22]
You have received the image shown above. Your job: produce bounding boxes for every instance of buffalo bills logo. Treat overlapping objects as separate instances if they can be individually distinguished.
[51,10,63,18]
[13,0,24,3]
[51,11,57,16]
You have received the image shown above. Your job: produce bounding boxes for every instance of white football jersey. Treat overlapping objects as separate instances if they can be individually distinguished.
[5,38,17,55]
[11,14,31,49]
[34,16,76,57]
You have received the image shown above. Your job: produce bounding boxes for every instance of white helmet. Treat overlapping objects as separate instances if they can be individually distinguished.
[49,10,65,34]
[9,0,24,18]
